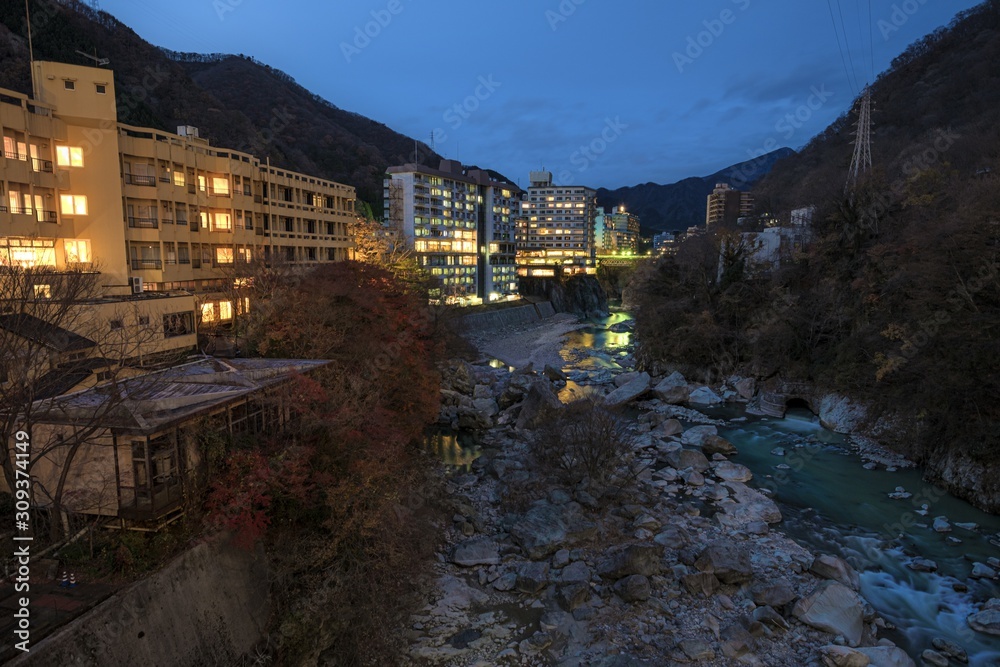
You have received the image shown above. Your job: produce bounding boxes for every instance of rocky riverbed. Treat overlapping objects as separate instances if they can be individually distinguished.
[402,347,1000,666]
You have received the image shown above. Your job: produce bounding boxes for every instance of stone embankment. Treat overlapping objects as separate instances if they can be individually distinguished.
[408,358,997,666]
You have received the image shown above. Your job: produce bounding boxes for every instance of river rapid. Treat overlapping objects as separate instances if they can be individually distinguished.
[558,312,1000,665]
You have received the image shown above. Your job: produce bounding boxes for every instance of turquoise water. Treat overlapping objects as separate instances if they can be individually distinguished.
[714,409,1000,664]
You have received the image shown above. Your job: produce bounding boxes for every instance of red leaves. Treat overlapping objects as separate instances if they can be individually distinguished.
[205,450,273,549]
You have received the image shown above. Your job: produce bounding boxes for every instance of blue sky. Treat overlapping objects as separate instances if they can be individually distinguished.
[99,0,981,189]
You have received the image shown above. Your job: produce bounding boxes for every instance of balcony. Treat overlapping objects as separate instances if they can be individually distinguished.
[209,188,231,198]
[125,174,157,187]
[131,259,162,270]
[30,158,53,173]
[191,259,202,269]
[189,221,199,232]
[128,217,159,229]
[3,150,26,161]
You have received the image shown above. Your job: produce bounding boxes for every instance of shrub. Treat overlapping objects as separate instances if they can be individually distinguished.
[532,398,639,490]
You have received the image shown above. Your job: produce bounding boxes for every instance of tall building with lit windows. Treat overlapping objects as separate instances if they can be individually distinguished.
[2,61,355,333]
[706,182,754,228]
[384,160,521,303]
[0,60,356,373]
[516,171,597,277]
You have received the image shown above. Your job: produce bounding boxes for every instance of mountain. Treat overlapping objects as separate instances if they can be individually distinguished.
[0,1,440,212]
[633,1,1000,511]
[597,148,795,235]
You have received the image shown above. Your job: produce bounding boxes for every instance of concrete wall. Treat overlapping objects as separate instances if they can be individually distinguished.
[462,301,554,332]
[14,537,270,667]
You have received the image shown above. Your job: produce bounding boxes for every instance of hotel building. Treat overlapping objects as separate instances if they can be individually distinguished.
[0,60,355,365]
[384,160,521,303]
[595,205,640,254]
[706,182,754,228]
[516,171,597,277]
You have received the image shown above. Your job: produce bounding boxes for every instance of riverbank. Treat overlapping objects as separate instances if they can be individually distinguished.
[465,312,587,370]
[405,312,1000,665]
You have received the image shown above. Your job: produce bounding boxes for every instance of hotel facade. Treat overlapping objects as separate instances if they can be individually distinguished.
[385,160,521,303]
[516,171,597,277]
[0,61,355,366]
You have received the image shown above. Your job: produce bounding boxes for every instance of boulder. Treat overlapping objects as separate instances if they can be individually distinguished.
[688,386,723,405]
[717,481,783,525]
[971,563,997,579]
[664,448,711,472]
[751,580,797,608]
[613,574,651,602]
[681,571,720,596]
[810,555,861,591]
[441,360,476,395]
[450,537,500,567]
[556,583,589,611]
[543,365,568,382]
[920,651,948,667]
[559,560,592,584]
[695,540,753,585]
[614,371,642,387]
[930,638,968,663]
[792,581,866,646]
[678,639,715,661]
[681,425,718,447]
[854,646,916,667]
[819,394,867,433]
[597,544,664,579]
[734,377,757,400]
[510,501,596,560]
[457,405,493,430]
[604,372,651,407]
[932,516,952,533]
[651,418,683,438]
[516,561,551,594]
[702,435,738,457]
[713,461,753,483]
[967,607,1000,636]
[819,645,871,667]
[653,372,689,404]
[516,380,563,430]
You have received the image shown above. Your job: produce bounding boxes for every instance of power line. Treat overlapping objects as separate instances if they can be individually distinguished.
[826,0,858,97]
[868,0,876,80]
[835,0,861,91]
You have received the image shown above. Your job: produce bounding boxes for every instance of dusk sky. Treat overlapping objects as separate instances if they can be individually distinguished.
[99,0,980,190]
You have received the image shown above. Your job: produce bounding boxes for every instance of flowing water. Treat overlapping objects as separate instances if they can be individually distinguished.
[436,312,1000,663]
[565,313,1000,665]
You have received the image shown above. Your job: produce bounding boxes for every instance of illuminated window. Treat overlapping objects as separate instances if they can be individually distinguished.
[173,171,185,187]
[201,303,216,323]
[56,146,84,168]
[213,213,232,231]
[211,177,230,196]
[33,284,51,299]
[243,297,250,314]
[59,195,88,215]
[215,247,234,265]
[200,211,209,229]
[198,175,207,192]
[238,247,252,262]
[219,301,233,320]
[63,239,92,264]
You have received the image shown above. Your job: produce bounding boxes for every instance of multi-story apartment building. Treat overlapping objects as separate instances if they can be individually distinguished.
[595,205,641,254]
[384,160,521,303]
[1,61,199,371]
[3,61,355,341]
[706,182,754,228]
[516,171,597,277]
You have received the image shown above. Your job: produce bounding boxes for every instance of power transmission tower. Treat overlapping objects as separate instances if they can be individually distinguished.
[846,86,873,197]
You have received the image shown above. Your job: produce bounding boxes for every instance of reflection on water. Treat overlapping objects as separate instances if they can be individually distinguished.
[423,429,482,471]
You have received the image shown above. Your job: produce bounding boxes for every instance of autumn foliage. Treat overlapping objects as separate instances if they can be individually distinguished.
[205,261,444,664]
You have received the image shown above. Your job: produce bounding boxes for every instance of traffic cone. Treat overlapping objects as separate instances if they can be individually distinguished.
[69,572,77,588]
[59,571,69,588]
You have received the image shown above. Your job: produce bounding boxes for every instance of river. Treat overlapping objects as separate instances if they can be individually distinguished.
[558,312,1000,664]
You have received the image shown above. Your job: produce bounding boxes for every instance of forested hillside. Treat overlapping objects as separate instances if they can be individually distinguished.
[0,1,439,210]
[634,2,1000,510]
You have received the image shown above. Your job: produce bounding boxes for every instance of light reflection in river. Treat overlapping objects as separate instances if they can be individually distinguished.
[423,429,481,471]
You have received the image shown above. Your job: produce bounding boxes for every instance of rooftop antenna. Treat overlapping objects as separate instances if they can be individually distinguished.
[75,49,110,67]
[25,0,37,98]
[430,130,435,153]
